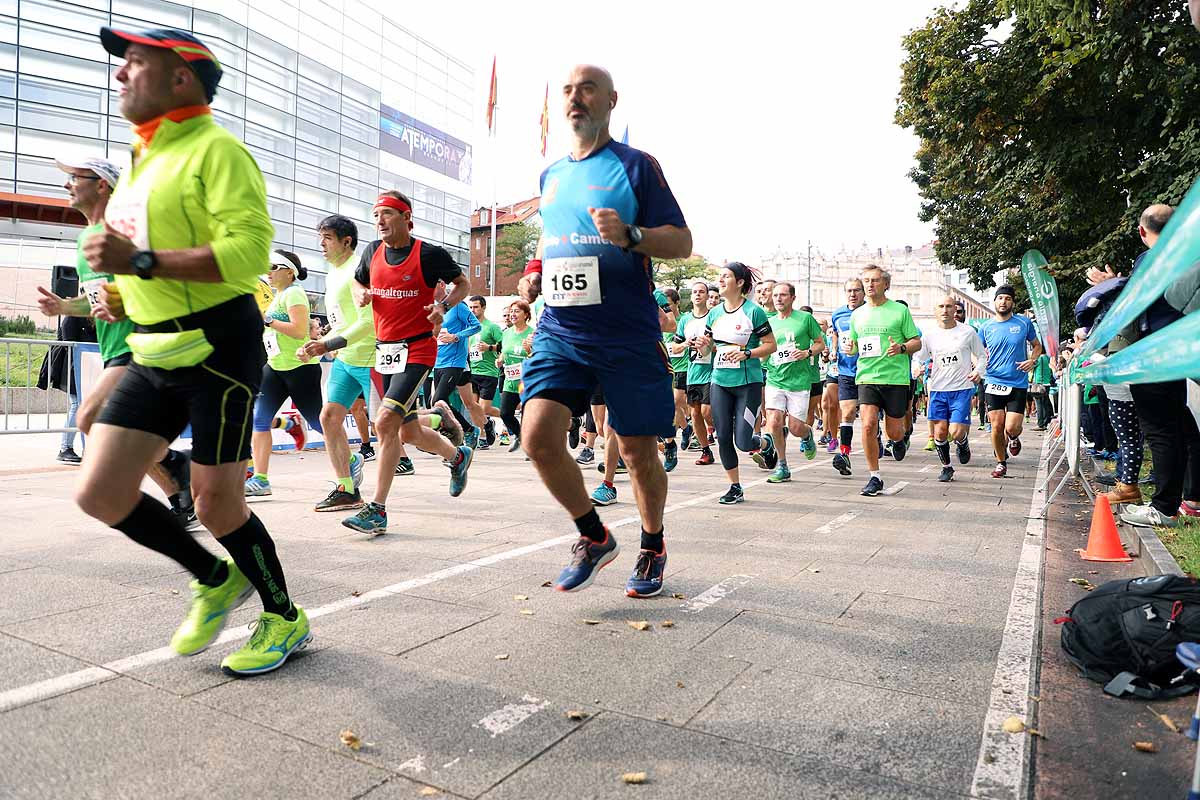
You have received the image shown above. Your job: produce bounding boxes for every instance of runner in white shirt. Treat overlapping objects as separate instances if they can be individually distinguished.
[914,295,987,482]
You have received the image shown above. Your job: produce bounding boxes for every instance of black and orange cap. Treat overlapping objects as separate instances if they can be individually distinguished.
[100,27,222,102]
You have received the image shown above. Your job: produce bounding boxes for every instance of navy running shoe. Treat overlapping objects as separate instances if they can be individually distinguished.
[861,476,884,496]
[832,452,852,476]
[663,443,678,473]
[447,445,473,497]
[555,530,620,592]
[626,549,667,598]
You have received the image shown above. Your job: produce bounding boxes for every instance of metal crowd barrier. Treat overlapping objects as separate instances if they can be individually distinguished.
[0,337,79,435]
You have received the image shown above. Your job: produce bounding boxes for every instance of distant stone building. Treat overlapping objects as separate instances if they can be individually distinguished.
[757,242,993,326]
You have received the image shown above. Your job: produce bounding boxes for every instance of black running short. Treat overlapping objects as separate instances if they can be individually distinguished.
[985,387,1029,414]
[96,295,265,466]
[381,362,434,423]
[104,352,132,369]
[686,382,710,406]
[810,380,824,396]
[858,383,911,419]
[471,373,499,402]
[673,371,688,391]
[589,385,605,407]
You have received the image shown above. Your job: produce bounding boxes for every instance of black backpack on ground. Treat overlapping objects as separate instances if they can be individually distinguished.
[1058,575,1200,699]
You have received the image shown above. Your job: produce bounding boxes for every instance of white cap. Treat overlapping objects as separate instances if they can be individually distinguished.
[55,157,121,188]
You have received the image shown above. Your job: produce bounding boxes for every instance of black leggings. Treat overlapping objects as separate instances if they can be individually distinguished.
[498,391,522,438]
[432,366,474,431]
[710,382,764,470]
[252,363,324,433]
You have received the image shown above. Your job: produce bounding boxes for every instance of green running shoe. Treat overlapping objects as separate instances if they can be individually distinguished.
[221,606,312,676]
[170,558,254,656]
[767,465,792,483]
[802,430,817,461]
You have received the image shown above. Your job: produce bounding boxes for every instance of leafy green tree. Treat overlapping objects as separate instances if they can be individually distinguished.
[653,256,715,314]
[494,220,540,276]
[897,0,1200,334]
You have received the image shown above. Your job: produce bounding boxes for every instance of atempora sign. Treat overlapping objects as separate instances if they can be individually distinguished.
[380,105,473,184]
[1019,249,1061,361]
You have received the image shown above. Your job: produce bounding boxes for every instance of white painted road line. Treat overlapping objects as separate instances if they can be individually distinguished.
[879,480,909,496]
[0,450,855,715]
[680,575,753,614]
[814,511,860,535]
[970,433,1049,799]
[474,694,550,738]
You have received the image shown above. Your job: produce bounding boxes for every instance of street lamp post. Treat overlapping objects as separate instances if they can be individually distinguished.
[806,239,812,307]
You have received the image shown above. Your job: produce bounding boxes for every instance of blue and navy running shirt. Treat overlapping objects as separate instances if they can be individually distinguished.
[538,140,686,345]
[830,304,859,378]
[980,314,1038,388]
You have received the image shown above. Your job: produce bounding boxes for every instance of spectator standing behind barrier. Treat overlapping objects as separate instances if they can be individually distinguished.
[36,312,96,463]
[1107,205,1200,528]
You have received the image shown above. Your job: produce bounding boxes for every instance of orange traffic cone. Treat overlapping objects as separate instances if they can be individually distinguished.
[1076,495,1132,562]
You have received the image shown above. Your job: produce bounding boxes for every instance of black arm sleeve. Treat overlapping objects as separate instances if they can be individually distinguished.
[354,242,379,286]
[419,243,464,288]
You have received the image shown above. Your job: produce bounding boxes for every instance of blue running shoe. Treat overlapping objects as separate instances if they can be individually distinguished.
[680,423,693,451]
[575,446,595,465]
[350,451,364,490]
[591,482,617,506]
[663,443,678,473]
[343,502,387,534]
[626,549,667,598]
[244,475,272,497]
[555,530,620,592]
[447,445,473,497]
[464,426,479,450]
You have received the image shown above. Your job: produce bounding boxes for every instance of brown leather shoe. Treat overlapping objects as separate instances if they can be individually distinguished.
[1103,482,1142,506]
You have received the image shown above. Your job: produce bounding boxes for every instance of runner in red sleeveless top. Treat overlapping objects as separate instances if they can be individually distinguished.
[341,191,474,535]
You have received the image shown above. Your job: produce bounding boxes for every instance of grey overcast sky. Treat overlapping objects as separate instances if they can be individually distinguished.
[412,0,950,264]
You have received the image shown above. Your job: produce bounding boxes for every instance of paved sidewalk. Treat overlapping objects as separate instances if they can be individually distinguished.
[1,425,1045,799]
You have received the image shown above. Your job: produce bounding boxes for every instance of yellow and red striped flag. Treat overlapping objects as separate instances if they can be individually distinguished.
[486,56,497,133]
[539,82,549,156]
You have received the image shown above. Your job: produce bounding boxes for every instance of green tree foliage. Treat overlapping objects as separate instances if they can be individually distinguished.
[897,0,1200,328]
[653,256,715,314]
[494,220,540,276]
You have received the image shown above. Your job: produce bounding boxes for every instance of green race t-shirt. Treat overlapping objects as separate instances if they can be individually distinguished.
[705,300,772,388]
[664,331,688,373]
[323,254,375,367]
[765,309,823,391]
[263,284,310,371]
[848,299,921,386]
[75,222,132,363]
[676,311,712,386]
[501,324,535,393]
[469,318,504,378]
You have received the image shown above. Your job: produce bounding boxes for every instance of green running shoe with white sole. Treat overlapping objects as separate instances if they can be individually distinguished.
[221,606,312,676]
[170,558,254,655]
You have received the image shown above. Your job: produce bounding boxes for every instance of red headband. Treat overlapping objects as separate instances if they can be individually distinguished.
[374,196,411,214]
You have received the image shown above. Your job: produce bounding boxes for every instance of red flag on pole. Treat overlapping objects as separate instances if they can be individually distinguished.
[486,56,497,133]
[539,82,549,156]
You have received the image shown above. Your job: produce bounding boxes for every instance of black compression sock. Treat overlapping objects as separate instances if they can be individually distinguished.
[839,423,853,448]
[113,493,224,586]
[216,513,293,617]
[574,508,607,543]
[158,449,182,468]
[935,440,951,466]
[640,528,665,554]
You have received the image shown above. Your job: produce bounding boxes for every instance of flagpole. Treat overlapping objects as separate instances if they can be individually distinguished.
[489,102,497,298]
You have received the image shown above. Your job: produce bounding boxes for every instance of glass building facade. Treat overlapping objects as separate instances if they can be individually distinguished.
[0,0,473,317]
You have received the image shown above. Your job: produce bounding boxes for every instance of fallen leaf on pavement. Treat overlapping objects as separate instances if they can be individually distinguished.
[1149,708,1180,733]
[1133,741,1158,753]
[514,595,529,601]
[495,654,509,660]
[339,729,362,751]
[627,621,650,631]
[566,710,588,721]
[541,581,553,587]
[1069,578,1097,591]
[582,619,602,625]
[520,609,535,616]
[671,593,686,600]
[419,789,440,797]
[661,620,675,628]
[170,589,179,595]
[676,681,685,689]
[1001,717,1026,734]
[1027,728,1045,738]
[622,772,648,784]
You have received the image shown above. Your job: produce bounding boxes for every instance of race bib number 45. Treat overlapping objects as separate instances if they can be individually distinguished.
[375,342,409,375]
[857,335,882,358]
[544,257,600,307]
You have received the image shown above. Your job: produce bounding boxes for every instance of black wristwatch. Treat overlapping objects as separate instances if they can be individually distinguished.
[626,224,643,248]
[437,300,451,313]
[131,249,157,280]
